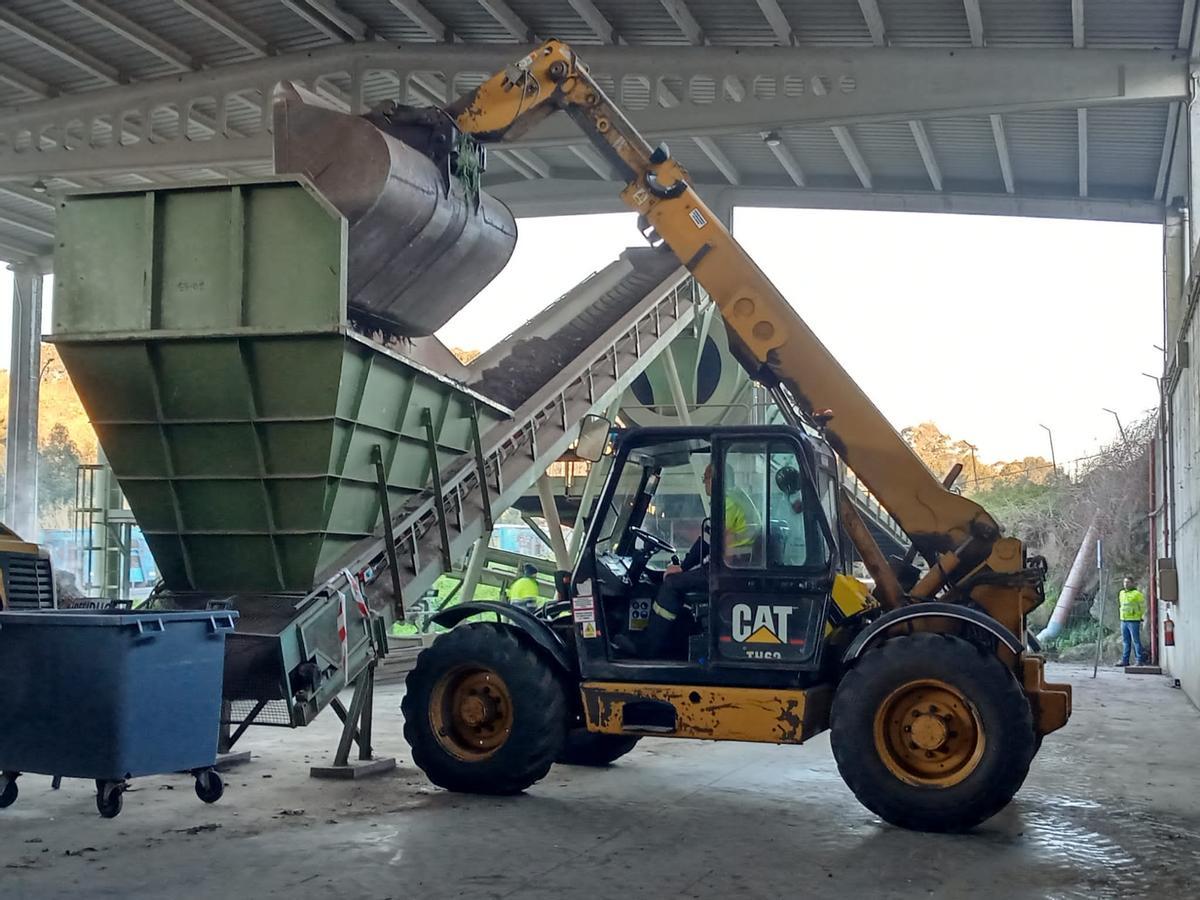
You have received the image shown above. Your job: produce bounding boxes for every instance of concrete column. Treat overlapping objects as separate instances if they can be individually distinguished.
[5,265,42,538]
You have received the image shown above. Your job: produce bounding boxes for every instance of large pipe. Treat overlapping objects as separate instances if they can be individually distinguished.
[1037,516,1100,642]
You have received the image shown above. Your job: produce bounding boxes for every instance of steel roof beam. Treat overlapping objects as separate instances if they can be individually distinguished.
[0,234,42,260]
[661,1,704,46]
[1155,101,1182,200]
[568,0,619,44]
[486,178,1165,224]
[990,113,1015,194]
[1181,0,1198,47]
[173,0,270,57]
[61,0,194,71]
[388,0,452,41]
[508,148,551,178]
[0,7,122,85]
[0,209,53,241]
[832,126,872,189]
[477,0,534,42]
[1071,0,1085,48]
[280,1,363,43]
[0,60,54,100]
[963,0,984,47]
[493,149,539,179]
[908,120,942,191]
[762,135,805,187]
[569,144,619,180]
[755,0,794,46]
[0,186,55,210]
[309,0,369,40]
[1077,108,1088,197]
[693,136,740,185]
[1,45,1185,181]
[858,0,888,47]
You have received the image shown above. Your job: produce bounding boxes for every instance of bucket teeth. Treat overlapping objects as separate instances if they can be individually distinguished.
[272,80,517,337]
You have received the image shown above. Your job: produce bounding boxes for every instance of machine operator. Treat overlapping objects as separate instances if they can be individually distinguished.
[642,463,757,657]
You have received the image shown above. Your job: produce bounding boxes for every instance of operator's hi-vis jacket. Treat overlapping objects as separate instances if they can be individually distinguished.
[1118,588,1146,622]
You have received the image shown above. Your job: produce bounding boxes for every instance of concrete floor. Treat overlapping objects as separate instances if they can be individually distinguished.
[2,663,1198,899]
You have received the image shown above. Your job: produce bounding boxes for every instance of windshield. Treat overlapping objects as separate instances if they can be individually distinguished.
[594,439,712,566]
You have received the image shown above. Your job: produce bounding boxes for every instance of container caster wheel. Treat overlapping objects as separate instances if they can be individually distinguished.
[194,769,224,804]
[96,781,124,819]
[0,773,18,809]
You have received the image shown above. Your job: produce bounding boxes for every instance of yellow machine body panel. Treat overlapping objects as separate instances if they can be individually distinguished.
[580,682,832,745]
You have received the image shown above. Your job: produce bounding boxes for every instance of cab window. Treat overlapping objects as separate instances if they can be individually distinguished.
[721,440,831,571]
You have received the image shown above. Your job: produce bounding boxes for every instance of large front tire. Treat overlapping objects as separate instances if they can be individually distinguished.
[402,623,567,795]
[831,632,1036,833]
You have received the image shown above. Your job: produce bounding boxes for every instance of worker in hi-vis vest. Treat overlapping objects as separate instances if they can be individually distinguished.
[508,563,542,609]
[1116,576,1150,667]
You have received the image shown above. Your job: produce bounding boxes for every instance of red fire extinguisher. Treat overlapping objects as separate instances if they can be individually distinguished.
[1165,614,1176,647]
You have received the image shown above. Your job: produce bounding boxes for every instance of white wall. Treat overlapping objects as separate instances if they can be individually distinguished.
[1161,281,1200,702]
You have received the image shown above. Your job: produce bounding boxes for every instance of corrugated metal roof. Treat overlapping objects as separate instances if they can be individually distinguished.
[877,0,973,47]
[1004,109,1080,193]
[980,0,1074,47]
[1084,0,1185,50]
[926,116,1005,188]
[0,0,1188,263]
[1089,104,1170,193]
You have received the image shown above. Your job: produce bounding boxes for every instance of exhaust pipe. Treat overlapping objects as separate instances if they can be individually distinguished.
[271,81,518,336]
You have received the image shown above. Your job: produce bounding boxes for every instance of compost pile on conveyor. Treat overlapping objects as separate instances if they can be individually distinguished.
[468,248,683,410]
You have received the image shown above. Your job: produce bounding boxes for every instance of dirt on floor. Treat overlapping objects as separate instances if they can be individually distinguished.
[1,664,1198,899]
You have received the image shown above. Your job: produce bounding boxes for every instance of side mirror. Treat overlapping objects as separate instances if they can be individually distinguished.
[575,414,611,462]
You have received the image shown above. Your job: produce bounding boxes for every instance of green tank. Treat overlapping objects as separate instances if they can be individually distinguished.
[52,180,509,592]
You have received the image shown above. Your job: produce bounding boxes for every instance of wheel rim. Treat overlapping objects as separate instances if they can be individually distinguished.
[429,665,514,761]
[873,678,986,788]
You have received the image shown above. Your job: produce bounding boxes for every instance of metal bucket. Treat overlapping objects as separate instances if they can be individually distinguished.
[272,81,518,337]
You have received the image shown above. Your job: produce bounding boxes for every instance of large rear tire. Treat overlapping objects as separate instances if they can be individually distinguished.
[831,632,1036,833]
[402,623,567,795]
[557,731,640,767]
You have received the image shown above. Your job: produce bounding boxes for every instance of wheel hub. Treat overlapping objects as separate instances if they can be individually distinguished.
[873,679,986,787]
[430,666,514,761]
[909,712,949,750]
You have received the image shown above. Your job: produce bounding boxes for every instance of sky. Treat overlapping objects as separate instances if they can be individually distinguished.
[2,207,1163,466]
[437,208,1163,466]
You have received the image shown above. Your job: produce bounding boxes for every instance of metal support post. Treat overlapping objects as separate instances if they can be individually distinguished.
[421,407,453,570]
[5,265,42,537]
[536,473,571,570]
[310,665,396,779]
[1189,67,1200,262]
[459,532,492,603]
[470,403,494,532]
[371,443,405,617]
[567,396,622,559]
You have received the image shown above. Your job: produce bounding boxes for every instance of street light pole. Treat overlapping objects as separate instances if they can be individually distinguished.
[1102,407,1129,447]
[965,443,979,488]
[1038,424,1057,479]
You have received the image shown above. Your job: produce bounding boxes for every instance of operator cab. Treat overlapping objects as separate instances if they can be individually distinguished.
[570,425,845,688]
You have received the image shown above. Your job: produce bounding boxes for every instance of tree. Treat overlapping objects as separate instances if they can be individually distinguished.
[38,423,81,521]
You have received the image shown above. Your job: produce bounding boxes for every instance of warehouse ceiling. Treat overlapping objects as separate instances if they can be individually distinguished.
[0,0,1195,265]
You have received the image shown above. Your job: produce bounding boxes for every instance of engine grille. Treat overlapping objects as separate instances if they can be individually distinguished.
[2,553,54,609]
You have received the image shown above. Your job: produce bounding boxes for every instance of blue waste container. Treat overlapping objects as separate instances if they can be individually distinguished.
[0,608,236,817]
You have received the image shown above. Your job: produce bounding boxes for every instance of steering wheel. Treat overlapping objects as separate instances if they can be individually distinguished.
[629,526,675,557]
